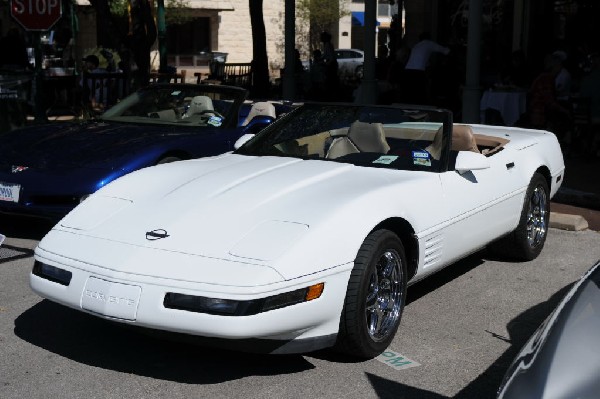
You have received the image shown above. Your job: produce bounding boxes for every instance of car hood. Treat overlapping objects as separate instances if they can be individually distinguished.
[44,154,428,279]
[0,121,196,170]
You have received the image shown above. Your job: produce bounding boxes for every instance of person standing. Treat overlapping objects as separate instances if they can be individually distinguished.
[320,31,339,99]
[401,32,450,104]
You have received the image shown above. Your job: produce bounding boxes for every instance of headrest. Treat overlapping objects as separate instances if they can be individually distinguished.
[242,102,276,126]
[452,125,479,153]
[425,124,479,160]
[347,121,390,153]
[189,95,214,113]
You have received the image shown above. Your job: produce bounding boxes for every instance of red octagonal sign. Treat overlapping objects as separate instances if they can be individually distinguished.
[11,0,62,31]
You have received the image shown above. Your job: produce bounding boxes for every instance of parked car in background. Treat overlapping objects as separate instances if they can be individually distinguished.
[498,260,600,399]
[31,103,564,359]
[335,48,364,80]
[0,84,285,220]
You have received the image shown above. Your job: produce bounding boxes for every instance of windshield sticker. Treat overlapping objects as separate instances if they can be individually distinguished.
[412,151,430,159]
[170,91,182,96]
[373,155,398,165]
[208,116,223,127]
[413,158,431,167]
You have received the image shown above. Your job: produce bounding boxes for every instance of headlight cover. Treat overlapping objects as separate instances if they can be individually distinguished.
[164,283,324,316]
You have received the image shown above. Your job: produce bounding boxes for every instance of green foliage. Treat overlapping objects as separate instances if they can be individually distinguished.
[297,0,350,50]
[107,0,192,25]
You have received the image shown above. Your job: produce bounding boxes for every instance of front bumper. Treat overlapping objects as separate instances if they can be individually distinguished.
[31,248,352,354]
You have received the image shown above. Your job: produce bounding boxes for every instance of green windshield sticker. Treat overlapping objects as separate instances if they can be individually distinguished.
[413,157,431,167]
[373,155,398,165]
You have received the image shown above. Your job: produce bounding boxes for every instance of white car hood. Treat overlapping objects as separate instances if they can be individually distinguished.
[43,154,428,280]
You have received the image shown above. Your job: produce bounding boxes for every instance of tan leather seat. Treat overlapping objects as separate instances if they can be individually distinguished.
[426,124,479,160]
[326,121,390,159]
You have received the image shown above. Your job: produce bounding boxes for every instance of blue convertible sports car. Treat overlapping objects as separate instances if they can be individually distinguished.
[0,84,282,219]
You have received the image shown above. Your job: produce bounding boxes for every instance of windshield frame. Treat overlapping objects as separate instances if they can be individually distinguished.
[235,102,453,173]
[100,84,248,129]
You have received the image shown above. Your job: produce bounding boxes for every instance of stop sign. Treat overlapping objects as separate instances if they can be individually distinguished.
[11,0,62,31]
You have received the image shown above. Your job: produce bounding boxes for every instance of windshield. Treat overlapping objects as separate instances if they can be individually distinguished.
[236,103,452,172]
[100,85,245,128]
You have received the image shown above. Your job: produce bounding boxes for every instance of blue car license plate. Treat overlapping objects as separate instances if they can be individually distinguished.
[0,182,20,203]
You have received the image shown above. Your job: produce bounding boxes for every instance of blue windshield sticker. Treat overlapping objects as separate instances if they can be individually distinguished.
[412,151,430,159]
[171,91,182,96]
[208,116,223,127]
[373,155,398,165]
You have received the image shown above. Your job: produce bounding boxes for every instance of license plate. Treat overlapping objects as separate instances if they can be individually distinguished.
[0,182,20,203]
[81,277,141,321]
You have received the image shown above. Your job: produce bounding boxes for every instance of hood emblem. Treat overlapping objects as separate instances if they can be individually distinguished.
[11,166,29,173]
[146,229,170,241]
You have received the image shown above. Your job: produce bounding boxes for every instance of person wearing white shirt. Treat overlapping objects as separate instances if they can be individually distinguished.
[400,32,450,104]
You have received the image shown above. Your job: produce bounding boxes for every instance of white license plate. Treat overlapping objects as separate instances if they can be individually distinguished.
[0,182,20,203]
[81,277,141,321]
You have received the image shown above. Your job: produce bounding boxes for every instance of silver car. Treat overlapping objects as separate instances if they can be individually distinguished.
[497,260,600,398]
[335,48,364,79]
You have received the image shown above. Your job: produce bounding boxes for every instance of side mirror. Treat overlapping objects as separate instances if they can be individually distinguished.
[455,151,491,174]
[234,133,255,150]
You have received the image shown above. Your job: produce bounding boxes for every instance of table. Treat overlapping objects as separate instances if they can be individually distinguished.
[480,89,527,126]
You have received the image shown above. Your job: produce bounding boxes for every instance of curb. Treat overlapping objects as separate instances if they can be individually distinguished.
[553,187,600,211]
[550,212,589,231]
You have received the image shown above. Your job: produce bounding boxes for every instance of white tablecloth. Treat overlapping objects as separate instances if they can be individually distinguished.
[480,89,527,126]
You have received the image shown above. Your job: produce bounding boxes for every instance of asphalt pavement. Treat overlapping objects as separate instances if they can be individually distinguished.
[1,221,599,398]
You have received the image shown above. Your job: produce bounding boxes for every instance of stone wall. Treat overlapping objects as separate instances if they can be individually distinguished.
[218,1,310,78]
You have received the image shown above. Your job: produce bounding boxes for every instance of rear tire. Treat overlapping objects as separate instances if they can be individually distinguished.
[489,172,550,261]
[335,229,407,358]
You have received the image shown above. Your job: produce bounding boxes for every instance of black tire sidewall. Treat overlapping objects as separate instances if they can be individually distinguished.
[514,173,550,260]
[339,230,407,357]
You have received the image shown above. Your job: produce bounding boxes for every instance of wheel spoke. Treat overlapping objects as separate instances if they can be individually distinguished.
[365,249,404,342]
[525,185,548,248]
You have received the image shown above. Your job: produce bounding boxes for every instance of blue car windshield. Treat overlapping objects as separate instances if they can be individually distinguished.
[100,85,244,127]
[236,103,452,173]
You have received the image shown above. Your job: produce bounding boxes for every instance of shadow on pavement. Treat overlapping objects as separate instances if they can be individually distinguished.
[0,214,54,241]
[360,284,573,399]
[14,300,314,384]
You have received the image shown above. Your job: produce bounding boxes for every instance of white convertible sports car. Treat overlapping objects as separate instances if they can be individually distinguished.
[31,103,565,358]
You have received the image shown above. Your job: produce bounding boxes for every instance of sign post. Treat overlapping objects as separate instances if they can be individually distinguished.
[10,0,63,123]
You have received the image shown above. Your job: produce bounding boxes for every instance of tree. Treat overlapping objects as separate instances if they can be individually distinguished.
[297,0,349,51]
[87,0,123,49]
[249,0,270,98]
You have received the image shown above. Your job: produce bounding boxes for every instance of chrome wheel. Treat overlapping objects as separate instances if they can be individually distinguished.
[365,250,404,342]
[526,184,548,248]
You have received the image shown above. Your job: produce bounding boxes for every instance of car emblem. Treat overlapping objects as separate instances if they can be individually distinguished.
[146,229,170,241]
[11,166,28,173]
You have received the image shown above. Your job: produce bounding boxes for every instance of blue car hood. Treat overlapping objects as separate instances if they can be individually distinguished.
[1,121,203,170]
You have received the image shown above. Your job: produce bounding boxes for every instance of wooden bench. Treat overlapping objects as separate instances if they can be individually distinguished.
[195,62,253,89]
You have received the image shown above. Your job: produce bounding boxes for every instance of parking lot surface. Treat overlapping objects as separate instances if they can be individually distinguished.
[1,217,599,399]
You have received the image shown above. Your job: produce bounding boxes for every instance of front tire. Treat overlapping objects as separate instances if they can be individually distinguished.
[335,229,407,358]
[490,172,550,261]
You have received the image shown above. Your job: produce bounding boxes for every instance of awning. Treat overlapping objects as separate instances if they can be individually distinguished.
[351,11,381,27]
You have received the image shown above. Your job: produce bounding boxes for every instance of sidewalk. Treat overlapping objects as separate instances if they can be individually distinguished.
[550,151,600,231]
